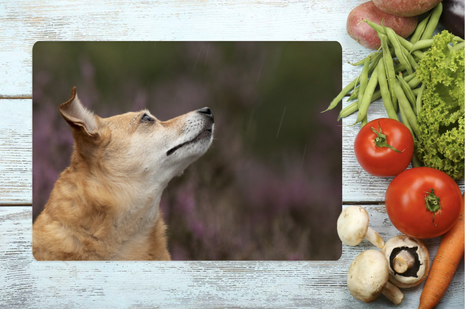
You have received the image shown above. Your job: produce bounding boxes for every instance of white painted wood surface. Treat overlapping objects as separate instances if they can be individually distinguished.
[1,206,463,308]
[0,0,463,308]
[0,100,32,204]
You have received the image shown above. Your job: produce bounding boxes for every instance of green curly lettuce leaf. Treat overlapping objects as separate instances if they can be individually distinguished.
[416,31,464,180]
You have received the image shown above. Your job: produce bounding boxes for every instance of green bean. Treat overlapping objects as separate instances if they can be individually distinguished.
[347,82,360,101]
[397,74,417,112]
[360,109,368,125]
[412,153,422,168]
[348,89,358,102]
[450,42,465,51]
[380,33,398,112]
[347,76,360,101]
[412,49,425,59]
[338,90,382,120]
[368,51,384,74]
[378,61,399,121]
[358,58,371,126]
[393,63,405,73]
[324,48,385,112]
[385,26,413,75]
[365,20,409,48]
[338,101,358,120]
[406,51,419,69]
[413,87,421,96]
[365,20,424,58]
[408,76,421,89]
[403,72,416,83]
[411,39,434,53]
[421,3,443,40]
[349,51,379,66]
[416,83,426,115]
[410,13,432,44]
[323,77,359,112]
[365,20,386,36]
[399,100,414,135]
[356,69,379,125]
[348,52,383,101]
[401,44,419,70]
[394,80,419,136]
[397,105,422,167]
[398,36,415,53]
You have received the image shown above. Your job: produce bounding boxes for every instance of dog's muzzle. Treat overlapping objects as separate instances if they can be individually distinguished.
[166,107,214,156]
[197,107,214,123]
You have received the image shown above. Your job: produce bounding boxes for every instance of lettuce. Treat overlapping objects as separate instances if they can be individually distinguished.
[415,31,464,180]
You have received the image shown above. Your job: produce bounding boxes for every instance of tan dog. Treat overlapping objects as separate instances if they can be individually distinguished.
[33,87,214,260]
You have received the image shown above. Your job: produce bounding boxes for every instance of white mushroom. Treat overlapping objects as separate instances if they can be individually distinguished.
[382,235,430,288]
[348,250,404,305]
[337,206,385,248]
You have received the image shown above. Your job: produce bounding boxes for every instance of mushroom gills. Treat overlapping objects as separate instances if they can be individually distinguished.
[389,246,422,277]
[382,235,431,288]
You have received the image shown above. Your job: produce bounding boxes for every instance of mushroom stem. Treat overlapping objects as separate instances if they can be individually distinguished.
[381,281,404,305]
[382,236,430,288]
[393,249,415,273]
[365,227,385,249]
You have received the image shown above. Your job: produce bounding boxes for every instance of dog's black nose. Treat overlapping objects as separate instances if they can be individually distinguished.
[197,107,214,122]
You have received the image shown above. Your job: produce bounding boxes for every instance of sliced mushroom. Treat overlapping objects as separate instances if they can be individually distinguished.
[337,206,385,248]
[382,235,430,288]
[348,250,404,305]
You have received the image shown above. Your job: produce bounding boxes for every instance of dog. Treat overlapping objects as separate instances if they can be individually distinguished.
[33,87,214,260]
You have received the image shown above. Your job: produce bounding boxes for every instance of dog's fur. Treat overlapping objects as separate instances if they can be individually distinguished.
[33,87,214,260]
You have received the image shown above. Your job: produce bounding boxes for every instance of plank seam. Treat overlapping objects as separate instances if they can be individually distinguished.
[0,203,32,206]
[0,202,385,206]
[343,201,385,206]
[0,95,32,99]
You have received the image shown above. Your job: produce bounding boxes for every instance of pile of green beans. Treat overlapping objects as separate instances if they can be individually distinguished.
[323,3,460,167]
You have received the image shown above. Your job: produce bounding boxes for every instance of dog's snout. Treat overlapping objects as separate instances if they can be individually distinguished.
[197,107,214,122]
[198,107,212,116]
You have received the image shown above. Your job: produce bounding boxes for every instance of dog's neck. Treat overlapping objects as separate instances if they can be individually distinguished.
[64,160,168,243]
[113,183,165,238]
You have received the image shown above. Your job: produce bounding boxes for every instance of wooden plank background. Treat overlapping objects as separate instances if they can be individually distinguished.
[0,0,463,308]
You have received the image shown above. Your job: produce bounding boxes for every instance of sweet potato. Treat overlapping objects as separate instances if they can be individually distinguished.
[347,1,418,50]
[373,0,442,17]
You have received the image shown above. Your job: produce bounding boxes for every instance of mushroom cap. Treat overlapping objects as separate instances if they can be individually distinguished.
[347,250,390,302]
[337,206,369,246]
[382,235,430,288]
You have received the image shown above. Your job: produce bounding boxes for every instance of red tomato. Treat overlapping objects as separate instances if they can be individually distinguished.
[354,118,414,176]
[385,167,462,239]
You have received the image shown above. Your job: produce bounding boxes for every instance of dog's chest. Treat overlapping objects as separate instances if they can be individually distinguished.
[103,206,159,259]
[112,229,154,260]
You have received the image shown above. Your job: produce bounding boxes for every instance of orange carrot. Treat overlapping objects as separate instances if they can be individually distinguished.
[418,192,464,309]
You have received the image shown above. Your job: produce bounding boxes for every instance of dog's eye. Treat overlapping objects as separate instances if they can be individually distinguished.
[141,114,154,122]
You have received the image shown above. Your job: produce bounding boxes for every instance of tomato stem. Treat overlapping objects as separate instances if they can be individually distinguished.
[425,188,441,225]
[370,122,403,153]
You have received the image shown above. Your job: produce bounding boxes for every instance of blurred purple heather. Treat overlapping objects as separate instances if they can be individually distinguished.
[33,42,342,260]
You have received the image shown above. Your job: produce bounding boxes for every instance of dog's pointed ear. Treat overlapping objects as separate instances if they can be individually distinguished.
[59,87,99,137]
